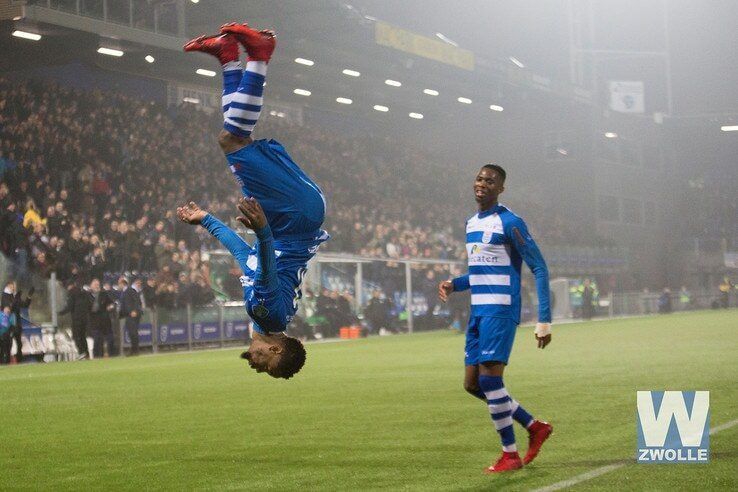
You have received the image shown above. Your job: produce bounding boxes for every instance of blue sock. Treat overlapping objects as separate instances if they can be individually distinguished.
[511,399,535,428]
[224,61,266,137]
[221,61,243,118]
[478,375,517,452]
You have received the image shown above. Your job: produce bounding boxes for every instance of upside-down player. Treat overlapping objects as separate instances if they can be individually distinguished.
[179,23,328,379]
[438,164,553,473]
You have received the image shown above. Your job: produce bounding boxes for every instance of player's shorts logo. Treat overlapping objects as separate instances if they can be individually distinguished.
[253,305,269,318]
[636,391,709,463]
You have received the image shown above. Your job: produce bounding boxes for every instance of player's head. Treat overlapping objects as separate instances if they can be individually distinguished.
[241,332,306,379]
[475,164,506,209]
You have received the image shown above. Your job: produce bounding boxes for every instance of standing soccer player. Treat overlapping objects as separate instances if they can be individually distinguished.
[180,23,328,379]
[439,164,553,473]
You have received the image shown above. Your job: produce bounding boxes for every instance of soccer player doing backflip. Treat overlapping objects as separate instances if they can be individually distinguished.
[438,164,553,473]
[180,23,328,379]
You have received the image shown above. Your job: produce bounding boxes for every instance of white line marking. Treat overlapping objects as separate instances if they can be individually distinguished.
[533,418,738,492]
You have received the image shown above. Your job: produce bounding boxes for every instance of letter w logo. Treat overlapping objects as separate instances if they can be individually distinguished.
[637,391,709,447]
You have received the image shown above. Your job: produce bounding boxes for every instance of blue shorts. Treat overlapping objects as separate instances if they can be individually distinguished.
[226,139,326,240]
[464,316,518,366]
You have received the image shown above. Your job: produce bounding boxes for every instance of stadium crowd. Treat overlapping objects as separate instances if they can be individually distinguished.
[0,76,582,303]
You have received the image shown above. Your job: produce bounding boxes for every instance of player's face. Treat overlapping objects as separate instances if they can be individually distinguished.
[474,167,504,208]
[242,338,282,377]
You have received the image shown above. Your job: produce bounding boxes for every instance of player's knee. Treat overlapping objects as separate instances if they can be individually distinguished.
[463,382,480,395]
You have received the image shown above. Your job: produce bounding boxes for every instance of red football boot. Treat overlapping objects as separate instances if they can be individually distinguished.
[183,34,239,65]
[483,451,524,474]
[220,22,276,62]
[523,420,553,465]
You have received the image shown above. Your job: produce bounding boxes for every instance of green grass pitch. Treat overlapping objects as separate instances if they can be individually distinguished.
[0,310,736,490]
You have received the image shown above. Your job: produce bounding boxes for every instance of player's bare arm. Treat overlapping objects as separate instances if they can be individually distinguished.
[535,323,551,349]
[438,280,453,302]
[236,196,267,231]
[177,201,208,225]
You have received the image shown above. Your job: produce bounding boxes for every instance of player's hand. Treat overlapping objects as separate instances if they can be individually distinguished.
[177,201,207,225]
[438,280,454,302]
[237,196,268,231]
[535,322,552,349]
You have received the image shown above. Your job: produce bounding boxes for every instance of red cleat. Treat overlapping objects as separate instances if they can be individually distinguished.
[523,420,553,465]
[483,451,524,474]
[183,34,239,65]
[220,22,276,62]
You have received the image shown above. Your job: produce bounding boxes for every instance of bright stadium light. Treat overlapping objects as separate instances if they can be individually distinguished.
[720,125,738,132]
[509,56,525,68]
[98,47,124,57]
[457,97,472,104]
[12,30,42,41]
[145,55,155,63]
[423,89,439,96]
[409,112,423,119]
[385,79,402,87]
[293,88,311,96]
[489,104,504,112]
[190,0,199,3]
[182,97,200,104]
[435,32,459,47]
[294,57,314,66]
[373,105,389,112]
[336,97,353,105]
[196,68,216,77]
[342,69,361,77]
[604,132,618,138]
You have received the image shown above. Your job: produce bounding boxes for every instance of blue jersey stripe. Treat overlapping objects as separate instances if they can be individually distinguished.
[471,284,512,295]
[466,231,506,244]
[469,265,511,275]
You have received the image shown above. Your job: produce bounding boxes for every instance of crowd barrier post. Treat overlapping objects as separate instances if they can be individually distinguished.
[354,261,363,315]
[49,272,58,328]
[151,309,158,354]
[405,261,413,333]
[218,303,225,348]
[186,303,192,351]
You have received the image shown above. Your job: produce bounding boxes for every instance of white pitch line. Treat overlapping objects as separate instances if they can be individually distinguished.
[533,418,738,492]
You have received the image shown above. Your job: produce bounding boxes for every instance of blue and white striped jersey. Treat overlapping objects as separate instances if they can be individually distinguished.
[452,204,551,324]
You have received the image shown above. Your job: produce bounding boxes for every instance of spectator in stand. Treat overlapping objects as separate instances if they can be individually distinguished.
[657,288,673,314]
[0,306,14,364]
[581,279,595,320]
[58,279,92,359]
[365,289,392,334]
[120,277,144,355]
[89,278,117,358]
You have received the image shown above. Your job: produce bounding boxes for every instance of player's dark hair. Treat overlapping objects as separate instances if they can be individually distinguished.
[482,163,507,182]
[275,336,307,379]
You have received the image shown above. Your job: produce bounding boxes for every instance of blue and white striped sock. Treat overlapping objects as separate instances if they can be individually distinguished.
[479,375,517,452]
[511,399,535,429]
[223,60,266,137]
[221,61,243,118]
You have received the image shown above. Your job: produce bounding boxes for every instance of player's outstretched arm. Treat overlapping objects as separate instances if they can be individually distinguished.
[177,201,253,272]
[439,275,470,302]
[236,197,278,293]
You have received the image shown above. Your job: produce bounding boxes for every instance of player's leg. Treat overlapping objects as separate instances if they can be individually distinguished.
[476,318,523,473]
[218,24,275,153]
[464,364,485,401]
[463,317,482,394]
